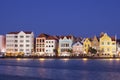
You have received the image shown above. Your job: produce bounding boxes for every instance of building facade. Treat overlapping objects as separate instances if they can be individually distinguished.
[36,33,49,56]
[83,38,92,54]
[0,35,6,56]
[6,31,34,56]
[91,36,99,51]
[72,41,83,56]
[59,35,74,56]
[100,33,116,57]
[45,36,58,56]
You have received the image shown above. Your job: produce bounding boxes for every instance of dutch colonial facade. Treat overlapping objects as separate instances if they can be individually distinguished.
[91,36,99,51]
[45,36,58,56]
[72,41,83,56]
[100,33,116,57]
[6,31,34,56]
[83,38,92,54]
[36,33,49,56]
[59,35,74,56]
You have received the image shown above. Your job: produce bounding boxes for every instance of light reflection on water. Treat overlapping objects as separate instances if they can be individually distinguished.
[0,59,120,80]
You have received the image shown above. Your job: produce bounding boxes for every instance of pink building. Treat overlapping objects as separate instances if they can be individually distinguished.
[72,41,83,56]
[0,35,6,53]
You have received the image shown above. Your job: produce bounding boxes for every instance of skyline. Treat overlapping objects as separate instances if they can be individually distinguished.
[0,0,120,38]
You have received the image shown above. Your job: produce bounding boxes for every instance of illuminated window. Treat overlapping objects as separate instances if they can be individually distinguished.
[107,42,110,45]
[102,42,104,45]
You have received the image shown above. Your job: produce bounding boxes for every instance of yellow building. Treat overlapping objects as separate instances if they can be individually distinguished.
[83,38,92,54]
[100,33,116,57]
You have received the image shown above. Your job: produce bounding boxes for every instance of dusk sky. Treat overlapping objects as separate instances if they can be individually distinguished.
[0,0,120,38]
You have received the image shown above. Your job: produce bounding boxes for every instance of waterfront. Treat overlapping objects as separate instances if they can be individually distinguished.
[0,59,120,80]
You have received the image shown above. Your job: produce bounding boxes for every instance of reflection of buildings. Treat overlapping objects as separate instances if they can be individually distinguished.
[0,35,6,54]
[6,31,34,56]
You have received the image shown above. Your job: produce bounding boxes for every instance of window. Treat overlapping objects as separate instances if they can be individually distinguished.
[14,40,18,43]
[102,42,104,45]
[107,48,110,51]
[26,44,29,47]
[14,36,18,38]
[20,44,24,47]
[20,49,23,51]
[20,40,24,43]
[107,42,110,45]
[20,36,24,38]
[26,40,29,42]
[112,43,115,45]
[26,36,30,38]
[15,49,18,51]
[15,44,18,47]
[26,49,29,51]
[37,39,39,43]
[42,39,44,42]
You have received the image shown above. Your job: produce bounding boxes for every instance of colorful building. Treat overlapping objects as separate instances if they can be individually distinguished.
[83,38,92,54]
[0,35,6,56]
[59,35,74,56]
[72,41,83,56]
[36,33,49,56]
[100,33,116,57]
[91,36,99,51]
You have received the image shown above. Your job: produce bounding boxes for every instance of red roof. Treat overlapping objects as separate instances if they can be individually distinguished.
[37,33,49,38]
[111,36,116,41]
[60,35,73,39]
[46,36,58,40]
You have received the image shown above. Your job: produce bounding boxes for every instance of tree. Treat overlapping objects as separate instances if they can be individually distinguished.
[68,49,73,53]
[88,47,97,55]
[53,49,58,57]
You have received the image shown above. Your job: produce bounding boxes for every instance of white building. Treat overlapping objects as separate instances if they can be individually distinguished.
[45,36,58,56]
[0,35,6,56]
[59,35,74,56]
[6,31,34,56]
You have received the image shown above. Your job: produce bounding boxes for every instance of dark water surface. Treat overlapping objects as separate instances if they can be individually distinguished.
[0,58,120,80]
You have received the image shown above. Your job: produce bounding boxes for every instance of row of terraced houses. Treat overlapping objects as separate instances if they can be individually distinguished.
[0,31,120,57]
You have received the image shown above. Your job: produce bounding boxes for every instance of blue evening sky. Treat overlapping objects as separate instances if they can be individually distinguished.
[0,0,120,38]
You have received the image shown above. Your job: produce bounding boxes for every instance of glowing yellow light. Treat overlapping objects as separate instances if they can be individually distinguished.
[109,58,113,61]
[116,58,120,61]
[82,58,88,61]
[62,58,69,62]
[22,58,28,60]
[39,58,45,61]
[17,58,21,61]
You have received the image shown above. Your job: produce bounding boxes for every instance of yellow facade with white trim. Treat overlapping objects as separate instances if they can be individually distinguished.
[100,33,116,57]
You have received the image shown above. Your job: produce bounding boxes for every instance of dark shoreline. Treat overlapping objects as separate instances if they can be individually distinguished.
[0,56,120,59]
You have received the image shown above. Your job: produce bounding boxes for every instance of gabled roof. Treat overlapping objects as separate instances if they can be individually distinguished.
[59,35,73,39]
[111,36,116,41]
[46,36,58,40]
[92,36,99,42]
[72,41,83,46]
[37,33,49,38]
